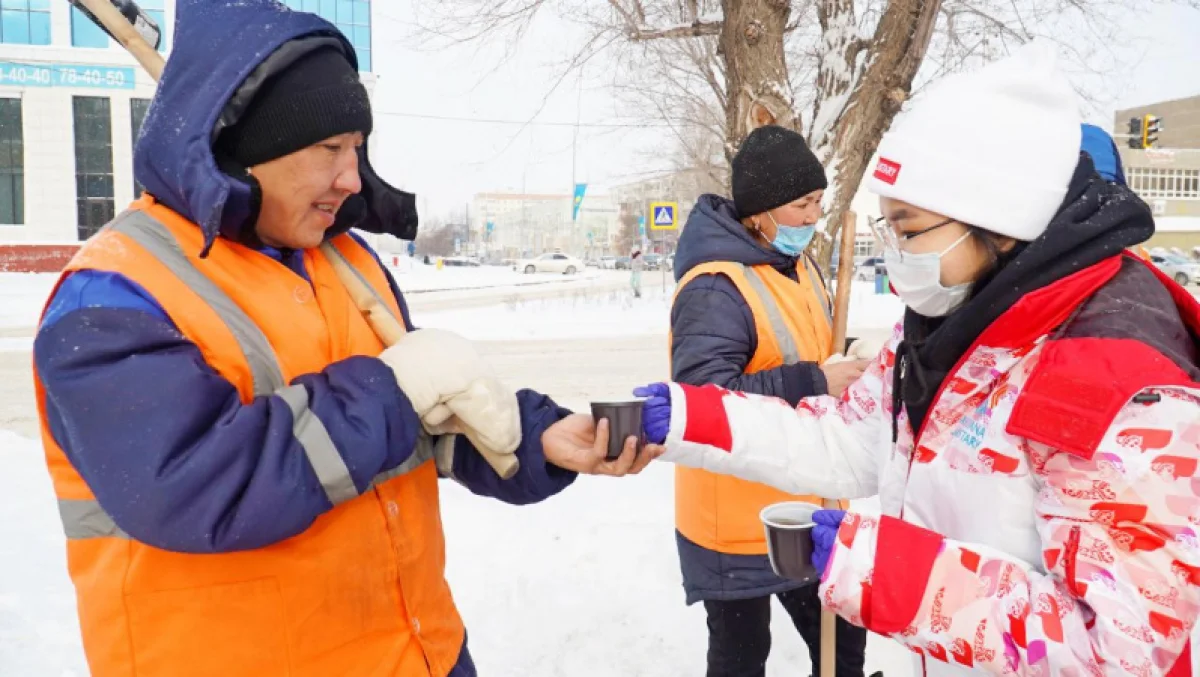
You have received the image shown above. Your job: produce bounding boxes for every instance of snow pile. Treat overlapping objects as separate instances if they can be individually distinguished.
[0,430,88,676]
[0,273,58,331]
[390,263,600,294]
[418,285,674,341]
[845,280,905,331]
[416,281,903,343]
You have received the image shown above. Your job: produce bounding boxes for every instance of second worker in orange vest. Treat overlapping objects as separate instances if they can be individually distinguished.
[668,126,870,677]
[32,4,657,676]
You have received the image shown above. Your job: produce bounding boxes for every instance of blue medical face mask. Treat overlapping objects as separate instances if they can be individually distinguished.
[766,212,816,257]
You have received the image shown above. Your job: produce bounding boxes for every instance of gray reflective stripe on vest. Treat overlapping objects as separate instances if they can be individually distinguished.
[371,434,438,486]
[59,498,127,539]
[55,213,397,541]
[739,264,802,365]
[111,213,366,507]
[802,257,833,328]
[276,384,359,506]
[109,211,285,397]
[319,241,402,328]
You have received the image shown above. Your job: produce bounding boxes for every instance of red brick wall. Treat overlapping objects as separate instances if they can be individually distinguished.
[0,244,80,273]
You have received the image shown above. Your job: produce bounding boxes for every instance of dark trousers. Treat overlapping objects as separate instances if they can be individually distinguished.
[703,584,868,677]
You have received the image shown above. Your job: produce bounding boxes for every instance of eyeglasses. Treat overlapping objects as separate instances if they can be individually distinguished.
[869,216,957,257]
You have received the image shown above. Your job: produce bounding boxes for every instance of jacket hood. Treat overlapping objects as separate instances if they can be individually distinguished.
[1080,123,1127,185]
[133,0,418,255]
[673,194,795,282]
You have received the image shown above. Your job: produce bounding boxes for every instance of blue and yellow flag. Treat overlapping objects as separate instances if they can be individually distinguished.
[572,183,588,221]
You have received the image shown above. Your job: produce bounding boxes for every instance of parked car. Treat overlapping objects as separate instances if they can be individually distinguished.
[1150,253,1200,286]
[441,256,481,267]
[855,256,885,281]
[643,254,664,270]
[614,256,632,270]
[599,256,617,270]
[515,253,584,275]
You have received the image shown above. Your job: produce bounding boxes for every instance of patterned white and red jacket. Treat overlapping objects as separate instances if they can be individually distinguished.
[660,254,1200,676]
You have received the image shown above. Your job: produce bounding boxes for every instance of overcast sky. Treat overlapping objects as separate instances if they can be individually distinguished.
[366,1,1200,216]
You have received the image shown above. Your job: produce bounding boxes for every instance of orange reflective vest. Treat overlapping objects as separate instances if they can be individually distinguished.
[34,197,464,676]
[673,259,844,555]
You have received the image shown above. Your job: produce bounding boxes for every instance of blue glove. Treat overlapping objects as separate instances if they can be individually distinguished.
[633,383,671,445]
[811,509,846,575]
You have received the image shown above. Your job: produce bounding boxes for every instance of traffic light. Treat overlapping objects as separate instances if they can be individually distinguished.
[1142,114,1162,149]
[1128,117,1143,149]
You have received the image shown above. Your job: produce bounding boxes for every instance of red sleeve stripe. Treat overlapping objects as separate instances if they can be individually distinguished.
[679,384,734,453]
[865,516,944,635]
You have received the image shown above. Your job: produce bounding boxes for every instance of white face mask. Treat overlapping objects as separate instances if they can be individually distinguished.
[884,231,973,317]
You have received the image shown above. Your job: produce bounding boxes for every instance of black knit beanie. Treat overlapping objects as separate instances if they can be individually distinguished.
[217,47,373,167]
[731,125,828,218]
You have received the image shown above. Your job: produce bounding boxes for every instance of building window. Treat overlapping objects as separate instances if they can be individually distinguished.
[853,238,874,258]
[73,97,114,241]
[283,0,371,71]
[1127,166,1200,200]
[70,5,108,47]
[72,0,166,51]
[0,98,22,225]
[130,98,151,198]
[2,0,51,45]
[141,0,167,52]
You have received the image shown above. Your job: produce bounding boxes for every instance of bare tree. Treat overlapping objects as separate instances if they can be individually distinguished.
[617,211,640,253]
[414,217,457,257]
[415,0,1191,271]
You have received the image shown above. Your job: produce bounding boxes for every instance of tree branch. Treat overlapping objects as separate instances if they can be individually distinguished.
[607,0,642,31]
[628,20,724,39]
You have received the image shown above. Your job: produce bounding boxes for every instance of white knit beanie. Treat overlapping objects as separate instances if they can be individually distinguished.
[867,40,1082,242]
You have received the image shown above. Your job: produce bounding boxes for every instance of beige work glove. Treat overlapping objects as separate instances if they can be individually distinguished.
[823,337,888,365]
[378,329,522,456]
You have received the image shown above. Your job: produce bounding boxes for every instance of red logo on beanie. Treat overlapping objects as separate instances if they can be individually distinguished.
[874,158,901,185]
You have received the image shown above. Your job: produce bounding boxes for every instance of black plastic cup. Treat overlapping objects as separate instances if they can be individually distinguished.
[760,502,820,584]
[590,400,646,461]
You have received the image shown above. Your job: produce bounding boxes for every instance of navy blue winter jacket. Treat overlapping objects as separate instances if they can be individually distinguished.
[671,195,828,403]
[34,1,575,561]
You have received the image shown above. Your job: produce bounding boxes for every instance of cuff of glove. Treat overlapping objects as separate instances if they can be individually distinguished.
[848,337,886,360]
[781,362,827,403]
[422,397,522,456]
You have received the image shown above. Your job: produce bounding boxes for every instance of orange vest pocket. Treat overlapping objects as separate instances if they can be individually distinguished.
[126,577,291,677]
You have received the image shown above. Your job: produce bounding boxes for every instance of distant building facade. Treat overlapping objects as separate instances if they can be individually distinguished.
[1114,94,1200,251]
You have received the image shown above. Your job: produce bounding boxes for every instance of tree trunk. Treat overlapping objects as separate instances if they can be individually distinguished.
[811,0,942,271]
[718,0,796,169]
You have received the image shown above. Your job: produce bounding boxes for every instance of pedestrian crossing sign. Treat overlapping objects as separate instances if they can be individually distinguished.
[649,202,678,231]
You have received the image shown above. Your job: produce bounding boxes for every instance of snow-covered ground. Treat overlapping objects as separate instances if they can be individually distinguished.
[0,273,57,332]
[416,281,905,343]
[420,285,675,341]
[389,259,601,294]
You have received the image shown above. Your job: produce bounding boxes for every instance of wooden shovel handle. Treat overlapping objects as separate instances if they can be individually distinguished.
[832,211,857,354]
[73,0,165,80]
[321,244,519,479]
[821,212,857,677]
